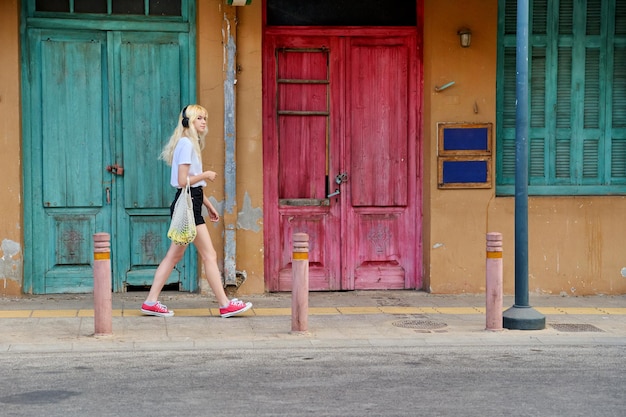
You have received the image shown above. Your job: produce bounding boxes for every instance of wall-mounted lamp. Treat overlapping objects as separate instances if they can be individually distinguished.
[457,28,472,48]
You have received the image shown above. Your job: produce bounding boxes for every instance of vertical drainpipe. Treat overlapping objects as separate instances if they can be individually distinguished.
[222,7,238,287]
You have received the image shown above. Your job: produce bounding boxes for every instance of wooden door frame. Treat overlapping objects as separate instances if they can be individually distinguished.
[263,26,424,291]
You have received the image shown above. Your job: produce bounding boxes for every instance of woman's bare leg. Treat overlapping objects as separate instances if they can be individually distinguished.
[145,243,187,303]
[193,224,230,306]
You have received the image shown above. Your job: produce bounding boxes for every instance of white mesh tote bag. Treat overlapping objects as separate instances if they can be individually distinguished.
[167,178,197,245]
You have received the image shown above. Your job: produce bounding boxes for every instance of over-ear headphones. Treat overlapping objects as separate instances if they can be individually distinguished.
[181,106,189,128]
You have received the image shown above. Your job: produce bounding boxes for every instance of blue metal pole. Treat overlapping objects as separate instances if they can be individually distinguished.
[503,0,545,330]
[514,0,530,308]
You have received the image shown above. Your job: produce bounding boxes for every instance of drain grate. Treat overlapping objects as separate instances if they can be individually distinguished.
[551,323,604,332]
[392,319,447,330]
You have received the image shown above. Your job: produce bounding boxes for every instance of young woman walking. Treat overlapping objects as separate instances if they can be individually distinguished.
[141,104,252,318]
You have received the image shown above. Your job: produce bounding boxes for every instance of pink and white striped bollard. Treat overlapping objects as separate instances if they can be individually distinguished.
[486,232,503,331]
[93,232,112,336]
[291,233,309,333]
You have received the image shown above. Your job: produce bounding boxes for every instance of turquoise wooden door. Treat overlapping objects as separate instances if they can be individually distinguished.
[24,29,196,293]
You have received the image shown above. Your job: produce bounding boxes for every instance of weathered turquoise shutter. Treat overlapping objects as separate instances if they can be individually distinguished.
[529,44,546,184]
[556,43,572,181]
[610,1,626,181]
[497,0,626,195]
[496,0,518,188]
[612,45,626,179]
[578,0,602,185]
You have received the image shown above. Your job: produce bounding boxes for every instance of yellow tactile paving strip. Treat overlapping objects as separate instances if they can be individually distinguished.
[0,307,624,318]
[0,311,32,318]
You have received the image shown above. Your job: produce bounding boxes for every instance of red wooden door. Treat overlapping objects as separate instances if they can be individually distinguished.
[263,31,421,291]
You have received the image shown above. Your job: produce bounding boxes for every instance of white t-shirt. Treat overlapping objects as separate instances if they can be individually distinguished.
[170,137,207,188]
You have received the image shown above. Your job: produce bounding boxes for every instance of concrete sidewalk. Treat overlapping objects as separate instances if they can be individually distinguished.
[0,291,624,352]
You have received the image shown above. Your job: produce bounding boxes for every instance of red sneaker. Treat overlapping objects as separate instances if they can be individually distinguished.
[220,299,252,318]
[141,301,174,317]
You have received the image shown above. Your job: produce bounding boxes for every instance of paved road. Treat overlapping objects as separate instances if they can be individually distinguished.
[1,345,623,417]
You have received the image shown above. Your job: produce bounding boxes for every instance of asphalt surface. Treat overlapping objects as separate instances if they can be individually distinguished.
[1,291,624,352]
[2,345,624,417]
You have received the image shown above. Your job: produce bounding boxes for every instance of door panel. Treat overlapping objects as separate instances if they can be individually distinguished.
[116,31,194,290]
[41,36,107,209]
[344,37,417,290]
[351,211,409,289]
[29,30,110,293]
[349,41,409,207]
[278,115,328,199]
[276,47,330,200]
[265,37,342,291]
[277,208,339,290]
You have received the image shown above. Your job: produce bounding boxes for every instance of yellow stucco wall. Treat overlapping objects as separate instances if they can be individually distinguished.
[423,0,626,295]
[423,0,499,294]
[0,0,23,296]
[196,0,265,294]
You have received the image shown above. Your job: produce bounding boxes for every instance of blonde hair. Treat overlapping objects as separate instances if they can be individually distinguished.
[160,104,209,165]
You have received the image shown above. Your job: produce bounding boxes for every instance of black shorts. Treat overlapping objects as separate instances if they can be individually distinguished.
[171,186,205,226]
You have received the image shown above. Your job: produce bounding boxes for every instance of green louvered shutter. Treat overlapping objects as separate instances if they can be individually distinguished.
[497,0,519,188]
[497,0,626,195]
[611,1,626,181]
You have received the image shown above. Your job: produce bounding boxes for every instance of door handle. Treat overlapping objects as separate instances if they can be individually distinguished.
[107,164,124,176]
[328,172,348,198]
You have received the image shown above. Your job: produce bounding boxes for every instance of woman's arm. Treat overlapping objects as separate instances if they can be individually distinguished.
[203,195,220,222]
[177,164,216,188]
